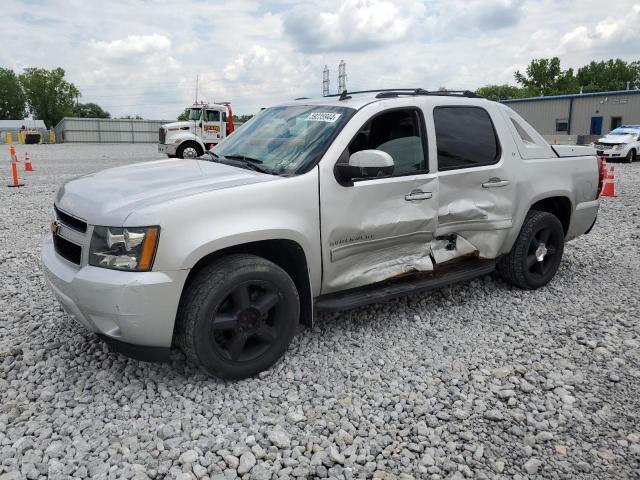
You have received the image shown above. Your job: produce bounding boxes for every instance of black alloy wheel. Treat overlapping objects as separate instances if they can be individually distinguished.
[210,281,285,362]
[497,210,565,290]
[525,224,562,281]
[176,254,300,379]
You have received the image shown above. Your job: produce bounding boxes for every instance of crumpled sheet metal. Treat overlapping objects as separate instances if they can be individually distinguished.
[328,233,482,290]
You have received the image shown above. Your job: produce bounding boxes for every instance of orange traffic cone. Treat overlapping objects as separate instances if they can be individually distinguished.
[600,164,616,197]
[24,152,33,172]
[8,150,24,187]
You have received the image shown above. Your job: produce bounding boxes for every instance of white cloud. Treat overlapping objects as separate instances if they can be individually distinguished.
[90,34,172,59]
[283,0,426,52]
[558,4,640,53]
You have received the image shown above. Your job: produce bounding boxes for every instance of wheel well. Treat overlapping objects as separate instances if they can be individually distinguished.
[182,239,313,327]
[531,196,571,234]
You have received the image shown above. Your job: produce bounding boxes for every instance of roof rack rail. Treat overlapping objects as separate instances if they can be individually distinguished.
[375,89,482,99]
[324,88,483,100]
[325,88,417,99]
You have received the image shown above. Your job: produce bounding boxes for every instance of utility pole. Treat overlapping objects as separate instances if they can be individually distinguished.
[322,65,330,97]
[338,60,347,93]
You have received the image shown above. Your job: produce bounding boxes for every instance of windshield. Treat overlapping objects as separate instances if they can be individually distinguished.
[213,105,354,175]
[188,108,202,121]
[609,128,639,136]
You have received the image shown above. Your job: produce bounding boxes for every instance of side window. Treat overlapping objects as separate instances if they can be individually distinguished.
[348,109,427,176]
[511,118,535,144]
[434,107,500,171]
[205,110,220,122]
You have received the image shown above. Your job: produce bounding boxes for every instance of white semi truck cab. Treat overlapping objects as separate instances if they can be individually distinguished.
[158,102,235,159]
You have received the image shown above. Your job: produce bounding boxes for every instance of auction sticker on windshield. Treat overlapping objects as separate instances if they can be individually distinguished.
[305,112,342,123]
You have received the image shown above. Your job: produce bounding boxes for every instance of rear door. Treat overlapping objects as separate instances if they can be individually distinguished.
[431,104,517,259]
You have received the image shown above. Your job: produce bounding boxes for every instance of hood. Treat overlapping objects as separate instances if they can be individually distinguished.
[597,134,636,144]
[163,120,194,131]
[55,159,276,226]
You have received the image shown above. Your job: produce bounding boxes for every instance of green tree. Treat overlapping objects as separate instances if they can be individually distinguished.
[234,114,253,123]
[577,59,639,92]
[177,109,189,121]
[74,102,110,118]
[0,68,26,119]
[475,84,524,101]
[514,57,578,96]
[19,67,79,128]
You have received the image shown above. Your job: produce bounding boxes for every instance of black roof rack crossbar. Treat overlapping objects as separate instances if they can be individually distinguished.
[324,88,418,98]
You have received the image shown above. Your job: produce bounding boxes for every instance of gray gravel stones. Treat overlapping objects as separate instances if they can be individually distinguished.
[266,427,291,449]
[524,458,542,474]
[1,144,639,479]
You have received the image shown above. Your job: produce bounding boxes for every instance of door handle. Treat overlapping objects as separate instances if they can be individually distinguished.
[482,178,510,188]
[405,190,433,201]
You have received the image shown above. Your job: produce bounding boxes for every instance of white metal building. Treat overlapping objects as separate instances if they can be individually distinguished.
[501,89,640,143]
[54,117,175,143]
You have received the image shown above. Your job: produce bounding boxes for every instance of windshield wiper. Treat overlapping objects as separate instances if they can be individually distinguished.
[205,151,276,175]
[213,154,275,175]
[223,154,264,164]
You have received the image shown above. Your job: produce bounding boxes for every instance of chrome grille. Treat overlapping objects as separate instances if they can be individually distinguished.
[53,235,82,264]
[52,205,87,265]
[54,205,87,233]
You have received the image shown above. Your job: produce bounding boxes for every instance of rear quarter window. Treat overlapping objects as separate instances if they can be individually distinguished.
[434,106,500,171]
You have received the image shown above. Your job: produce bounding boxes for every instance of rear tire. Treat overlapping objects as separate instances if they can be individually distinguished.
[497,210,565,290]
[626,149,636,163]
[176,254,300,379]
[177,142,203,159]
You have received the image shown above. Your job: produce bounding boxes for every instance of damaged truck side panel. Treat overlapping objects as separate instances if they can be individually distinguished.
[318,96,600,294]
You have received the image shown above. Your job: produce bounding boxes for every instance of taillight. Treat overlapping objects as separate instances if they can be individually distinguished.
[596,154,606,199]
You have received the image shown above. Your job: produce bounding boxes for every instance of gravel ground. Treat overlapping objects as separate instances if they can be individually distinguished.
[1,143,639,480]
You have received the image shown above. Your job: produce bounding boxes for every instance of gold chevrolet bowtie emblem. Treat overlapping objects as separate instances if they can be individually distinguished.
[50,221,59,235]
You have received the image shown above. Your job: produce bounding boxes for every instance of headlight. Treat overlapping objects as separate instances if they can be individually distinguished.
[89,226,159,271]
[613,144,624,150]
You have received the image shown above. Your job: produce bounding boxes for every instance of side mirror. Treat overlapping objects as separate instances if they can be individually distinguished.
[336,149,394,184]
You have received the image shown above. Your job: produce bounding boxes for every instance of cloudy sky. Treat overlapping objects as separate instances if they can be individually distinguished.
[2,0,639,119]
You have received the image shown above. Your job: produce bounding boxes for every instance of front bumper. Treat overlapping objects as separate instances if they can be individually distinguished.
[41,234,189,358]
[597,148,625,158]
[158,143,178,156]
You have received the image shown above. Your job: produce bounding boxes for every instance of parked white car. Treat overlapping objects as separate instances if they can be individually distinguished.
[593,125,640,163]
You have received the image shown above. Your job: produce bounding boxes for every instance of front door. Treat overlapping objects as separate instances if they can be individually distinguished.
[590,116,603,136]
[202,109,223,145]
[319,107,439,294]
[432,105,516,260]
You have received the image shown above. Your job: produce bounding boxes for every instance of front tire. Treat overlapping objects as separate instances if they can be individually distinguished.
[497,210,565,290]
[625,149,636,163]
[176,254,300,379]
[177,142,203,159]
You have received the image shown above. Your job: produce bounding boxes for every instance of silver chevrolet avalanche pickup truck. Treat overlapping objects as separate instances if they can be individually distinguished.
[42,89,602,379]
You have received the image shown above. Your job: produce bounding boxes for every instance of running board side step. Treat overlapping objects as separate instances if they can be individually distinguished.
[315,260,496,312]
